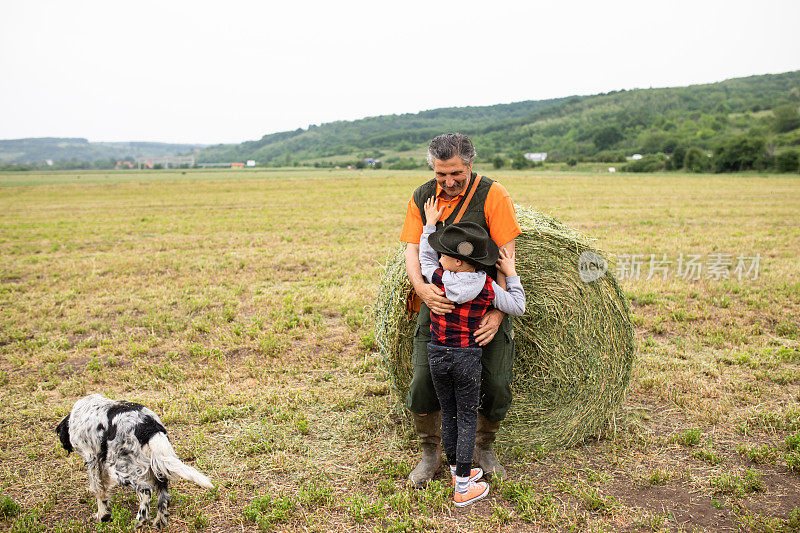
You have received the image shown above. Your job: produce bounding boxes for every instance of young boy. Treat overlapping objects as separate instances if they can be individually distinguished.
[419,196,526,507]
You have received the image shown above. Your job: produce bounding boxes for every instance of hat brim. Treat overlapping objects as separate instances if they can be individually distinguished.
[429,231,499,267]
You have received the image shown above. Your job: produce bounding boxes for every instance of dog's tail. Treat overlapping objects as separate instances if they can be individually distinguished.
[147,433,214,489]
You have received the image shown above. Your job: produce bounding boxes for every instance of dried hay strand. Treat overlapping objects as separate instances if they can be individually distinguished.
[374,205,635,448]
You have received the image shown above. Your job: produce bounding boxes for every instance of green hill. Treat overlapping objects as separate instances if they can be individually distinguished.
[197,70,800,170]
[0,138,205,165]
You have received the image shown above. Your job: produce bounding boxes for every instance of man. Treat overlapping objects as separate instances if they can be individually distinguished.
[399,133,521,486]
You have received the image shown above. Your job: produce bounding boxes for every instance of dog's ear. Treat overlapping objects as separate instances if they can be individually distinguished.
[56,415,73,454]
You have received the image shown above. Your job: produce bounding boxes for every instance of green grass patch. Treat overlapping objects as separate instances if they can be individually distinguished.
[500,481,560,525]
[242,495,297,530]
[672,428,702,447]
[711,469,765,497]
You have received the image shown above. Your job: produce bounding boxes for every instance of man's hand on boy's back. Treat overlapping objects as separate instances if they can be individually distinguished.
[423,196,445,226]
[417,282,454,315]
[495,247,518,277]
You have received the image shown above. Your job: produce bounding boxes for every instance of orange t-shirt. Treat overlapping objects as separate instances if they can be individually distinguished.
[399,179,521,246]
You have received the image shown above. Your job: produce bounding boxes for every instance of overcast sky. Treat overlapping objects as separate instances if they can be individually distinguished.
[1,0,798,145]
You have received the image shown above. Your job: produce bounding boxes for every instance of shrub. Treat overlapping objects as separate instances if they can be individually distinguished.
[621,153,667,173]
[512,153,530,170]
[776,149,800,172]
[492,155,506,169]
[713,135,767,172]
[683,147,709,172]
[596,151,626,163]
[387,158,420,170]
[671,145,688,169]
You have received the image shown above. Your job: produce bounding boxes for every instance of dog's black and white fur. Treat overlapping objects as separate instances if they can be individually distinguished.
[56,394,213,527]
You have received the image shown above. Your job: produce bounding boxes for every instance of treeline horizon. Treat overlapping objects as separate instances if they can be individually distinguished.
[0,138,205,168]
[3,70,800,173]
[197,70,800,174]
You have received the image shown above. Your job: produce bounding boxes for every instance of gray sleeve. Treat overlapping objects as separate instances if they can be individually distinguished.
[491,275,526,316]
[419,225,440,283]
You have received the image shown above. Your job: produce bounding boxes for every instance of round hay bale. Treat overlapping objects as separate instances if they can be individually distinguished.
[374,205,635,448]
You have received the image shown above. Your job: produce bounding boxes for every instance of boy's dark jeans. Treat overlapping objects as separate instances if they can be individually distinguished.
[426,341,482,473]
[406,302,515,422]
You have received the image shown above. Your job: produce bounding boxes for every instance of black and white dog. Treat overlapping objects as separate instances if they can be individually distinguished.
[56,394,213,527]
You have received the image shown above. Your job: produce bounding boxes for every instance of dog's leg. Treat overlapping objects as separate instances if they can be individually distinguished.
[134,484,152,528]
[96,496,111,523]
[152,477,170,529]
[86,458,112,522]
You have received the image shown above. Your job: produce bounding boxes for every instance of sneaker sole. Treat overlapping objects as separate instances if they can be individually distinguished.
[453,486,489,508]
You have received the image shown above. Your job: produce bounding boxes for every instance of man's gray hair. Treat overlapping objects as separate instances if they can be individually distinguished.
[426,133,476,168]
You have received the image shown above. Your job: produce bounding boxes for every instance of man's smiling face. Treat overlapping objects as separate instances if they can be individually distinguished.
[433,156,470,200]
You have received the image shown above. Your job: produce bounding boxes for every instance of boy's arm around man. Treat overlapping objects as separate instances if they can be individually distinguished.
[490,247,526,317]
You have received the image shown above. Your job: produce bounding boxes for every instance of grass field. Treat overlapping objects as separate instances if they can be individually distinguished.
[1,168,799,532]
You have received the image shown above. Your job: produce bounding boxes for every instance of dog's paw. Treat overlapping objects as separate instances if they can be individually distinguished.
[152,515,169,529]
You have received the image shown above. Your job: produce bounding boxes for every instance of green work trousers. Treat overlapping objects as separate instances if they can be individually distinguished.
[406,302,515,422]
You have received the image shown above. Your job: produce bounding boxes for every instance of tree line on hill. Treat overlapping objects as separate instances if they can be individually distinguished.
[197,70,800,174]
[3,72,799,174]
[0,138,204,170]
[0,158,134,171]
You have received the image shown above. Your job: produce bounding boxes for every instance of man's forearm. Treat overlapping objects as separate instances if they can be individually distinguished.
[495,271,507,290]
[494,238,516,291]
[405,243,426,291]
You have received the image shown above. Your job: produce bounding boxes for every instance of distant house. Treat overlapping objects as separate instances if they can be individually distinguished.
[231,162,245,168]
[362,158,381,166]
[626,154,643,160]
[524,153,547,162]
[246,160,256,167]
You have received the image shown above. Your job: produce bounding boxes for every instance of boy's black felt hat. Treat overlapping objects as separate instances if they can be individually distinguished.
[429,222,499,267]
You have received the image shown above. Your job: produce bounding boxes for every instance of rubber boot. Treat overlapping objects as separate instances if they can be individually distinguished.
[474,412,506,479]
[408,411,442,487]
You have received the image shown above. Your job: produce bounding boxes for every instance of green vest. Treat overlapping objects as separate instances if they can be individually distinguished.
[412,172,497,279]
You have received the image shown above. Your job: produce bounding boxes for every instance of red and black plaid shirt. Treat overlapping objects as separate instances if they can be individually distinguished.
[430,267,495,348]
